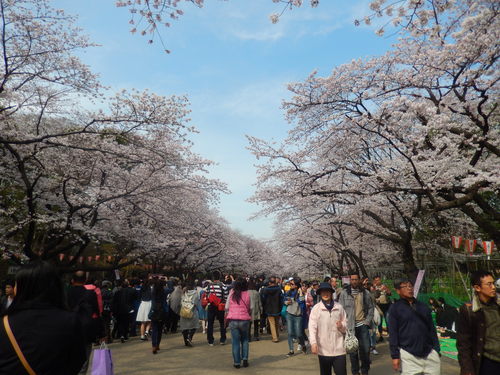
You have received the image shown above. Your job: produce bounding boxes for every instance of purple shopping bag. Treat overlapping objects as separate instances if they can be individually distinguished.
[91,343,114,375]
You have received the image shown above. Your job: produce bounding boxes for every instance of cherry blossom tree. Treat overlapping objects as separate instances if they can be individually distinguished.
[0,0,281,278]
[0,0,230,272]
[115,0,321,48]
[249,0,499,276]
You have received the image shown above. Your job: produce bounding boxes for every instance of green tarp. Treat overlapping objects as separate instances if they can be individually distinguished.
[440,338,458,360]
[416,292,467,308]
[391,292,466,308]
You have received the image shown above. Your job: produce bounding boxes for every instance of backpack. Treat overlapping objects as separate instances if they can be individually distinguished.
[180,293,195,319]
[102,289,114,312]
[149,300,168,322]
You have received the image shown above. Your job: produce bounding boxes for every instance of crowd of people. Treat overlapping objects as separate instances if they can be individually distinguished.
[0,261,498,375]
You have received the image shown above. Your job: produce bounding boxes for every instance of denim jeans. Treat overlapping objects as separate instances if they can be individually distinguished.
[229,320,250,365]
[370,328,377,348]
[287,313,305,351]
[151,320,164,347]
[349,324,371,375]
[302,313,309,342]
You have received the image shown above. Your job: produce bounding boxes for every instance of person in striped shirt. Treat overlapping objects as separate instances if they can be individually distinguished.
[206,272,229,346]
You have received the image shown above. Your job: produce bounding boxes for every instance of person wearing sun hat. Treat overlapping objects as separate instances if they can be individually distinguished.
[308,282,348,375]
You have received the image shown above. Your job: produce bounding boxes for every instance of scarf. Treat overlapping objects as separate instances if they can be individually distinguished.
[322,299,334,311]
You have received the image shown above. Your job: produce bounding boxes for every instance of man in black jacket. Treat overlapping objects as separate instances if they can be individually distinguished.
[101,280,114,343]
[388,278,440,375]
[67,271,100,374]
[457,270,500,375]
[112,279,137,343]
[261,276,283,343]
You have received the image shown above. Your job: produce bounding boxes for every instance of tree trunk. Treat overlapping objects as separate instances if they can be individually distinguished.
[401,240,418,280]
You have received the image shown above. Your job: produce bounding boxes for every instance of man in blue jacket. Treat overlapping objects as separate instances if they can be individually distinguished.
[389,278,440,374]
[261,276,284,343]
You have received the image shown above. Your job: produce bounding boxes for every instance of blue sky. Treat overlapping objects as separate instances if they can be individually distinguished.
[54,0,394,240]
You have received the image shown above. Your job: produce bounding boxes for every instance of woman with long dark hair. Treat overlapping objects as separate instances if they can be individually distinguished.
[136,278,153,340]
[225,277,252,368]
[150,279,168,354]
[0,260,86,375]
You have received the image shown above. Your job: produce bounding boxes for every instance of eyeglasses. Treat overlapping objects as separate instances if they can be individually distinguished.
[399,284,414,289]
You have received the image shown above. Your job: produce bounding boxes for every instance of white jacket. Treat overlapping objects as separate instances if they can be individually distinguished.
[308,301,347,357]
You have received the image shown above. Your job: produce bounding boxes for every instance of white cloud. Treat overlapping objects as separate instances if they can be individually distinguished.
[201,0,371,42]
[232,28,285,41]
[220,81,286,118]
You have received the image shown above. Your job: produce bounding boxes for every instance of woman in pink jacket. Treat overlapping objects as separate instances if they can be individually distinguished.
[309,282,347,375]
[225,277,252,369]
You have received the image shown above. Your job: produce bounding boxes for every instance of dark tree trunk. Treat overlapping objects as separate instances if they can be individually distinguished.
[401,241,418,280]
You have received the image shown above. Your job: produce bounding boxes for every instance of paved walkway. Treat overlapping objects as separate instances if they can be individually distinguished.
[99,329,460,374]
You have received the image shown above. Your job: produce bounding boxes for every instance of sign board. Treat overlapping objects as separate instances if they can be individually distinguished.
[413,270,425,298]
[114,269,120,280]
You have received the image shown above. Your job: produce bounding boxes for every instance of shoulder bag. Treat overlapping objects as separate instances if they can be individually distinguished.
[3,316,37,375]
[344,329,359,354]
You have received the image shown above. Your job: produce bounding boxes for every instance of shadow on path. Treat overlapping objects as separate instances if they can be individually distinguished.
[98,328,459,375]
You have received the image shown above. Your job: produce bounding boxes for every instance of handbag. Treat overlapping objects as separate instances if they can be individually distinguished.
[200,291,209,308]
[91,342,114,375]
[3,316,37,375]
[207,284,226,311]
[344,329,359,354]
